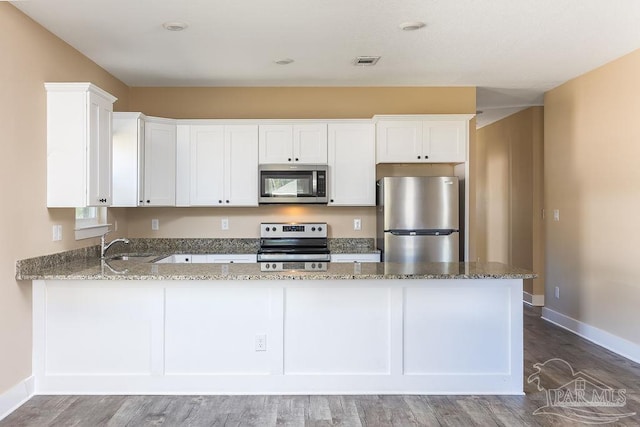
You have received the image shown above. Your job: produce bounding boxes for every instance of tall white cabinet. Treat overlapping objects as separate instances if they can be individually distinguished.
[327,122,376,206]
[177,124,259,207]
[45,83,116,207]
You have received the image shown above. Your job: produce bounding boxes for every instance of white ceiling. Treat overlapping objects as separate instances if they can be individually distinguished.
[12,0,640,126]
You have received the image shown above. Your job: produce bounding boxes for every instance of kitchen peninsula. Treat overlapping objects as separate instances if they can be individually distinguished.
[18,255,533,396]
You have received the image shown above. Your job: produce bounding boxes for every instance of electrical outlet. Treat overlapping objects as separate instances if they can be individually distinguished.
[221,218,229,230]
[555,286,560,299]
[151,219,159,230]
[52,225,62,241]
[541,209,546,220]
[114,220,118,231]
[255,334,267,351]
[353,218,361,231]
[553,209,560,221]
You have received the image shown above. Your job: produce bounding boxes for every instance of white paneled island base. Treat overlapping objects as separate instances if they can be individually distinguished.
[33,278,523,395]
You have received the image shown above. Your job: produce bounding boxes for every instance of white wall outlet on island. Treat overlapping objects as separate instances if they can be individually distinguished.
[151,219,159,231]
[255,334,267,351]
[555,286,560,299]
[353,218,361,231]
[221,218,229,230]
[553,209,560,221]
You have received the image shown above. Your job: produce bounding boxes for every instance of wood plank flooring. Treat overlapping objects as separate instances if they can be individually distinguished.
[2,305,639,426]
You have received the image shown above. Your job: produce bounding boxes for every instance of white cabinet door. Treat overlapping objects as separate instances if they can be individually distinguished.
[293,124,327,163]
[376,120,423,163]
[143,120,176,206]
[112,113,144,207]
[225,125,259,206]
[423,121,467,163]
[86,92,113,206]
[258,125,293,164]
[189,125,224,206]
[328,123,375,206]
[45,83,116,207]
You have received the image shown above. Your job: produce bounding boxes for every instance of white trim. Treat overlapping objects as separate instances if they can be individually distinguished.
[522,291,544,306]
[542,307,640,364]
[74,223,110,240]
[0,376,35,422]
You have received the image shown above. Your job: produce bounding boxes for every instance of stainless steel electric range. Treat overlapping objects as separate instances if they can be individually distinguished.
[257,222,329,271]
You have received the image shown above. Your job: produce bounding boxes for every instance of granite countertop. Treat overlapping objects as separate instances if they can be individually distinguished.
[17,257,535,281]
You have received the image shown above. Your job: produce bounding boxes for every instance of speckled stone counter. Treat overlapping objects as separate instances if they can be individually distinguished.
[18,257,534,281]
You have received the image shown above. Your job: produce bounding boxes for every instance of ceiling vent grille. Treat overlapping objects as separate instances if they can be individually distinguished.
[354,56,381,66]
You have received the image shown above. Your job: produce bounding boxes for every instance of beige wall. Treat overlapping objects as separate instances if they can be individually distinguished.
[544,49,640,344]
[476,107,544,296]
[0,4,129,394]
[130,87,475,119]
[127,87,476,239]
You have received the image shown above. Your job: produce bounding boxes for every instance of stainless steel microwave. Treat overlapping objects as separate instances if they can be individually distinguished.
[259,164,328,204]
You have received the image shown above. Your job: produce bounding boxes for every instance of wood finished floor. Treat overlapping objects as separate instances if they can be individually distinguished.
[2,305,639,426]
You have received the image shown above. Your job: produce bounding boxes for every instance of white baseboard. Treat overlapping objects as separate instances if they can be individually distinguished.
[0,376,34,422]
[542,307,640,364]
[523,291,544,306]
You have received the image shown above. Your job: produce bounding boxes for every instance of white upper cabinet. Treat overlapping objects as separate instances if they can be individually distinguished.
[177,124,258,207]
[112,114,176,207]
[328,123,376,206]
[142,119,177,206]
[375,115,471,164]
[46,83,116,207]
[112,113,143,207]
[259,124,327,164]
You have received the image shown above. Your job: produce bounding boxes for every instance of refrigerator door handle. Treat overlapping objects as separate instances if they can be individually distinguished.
[388,229,457,236]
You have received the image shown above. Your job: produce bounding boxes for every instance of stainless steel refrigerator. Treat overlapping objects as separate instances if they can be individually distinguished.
[377,176,459,263]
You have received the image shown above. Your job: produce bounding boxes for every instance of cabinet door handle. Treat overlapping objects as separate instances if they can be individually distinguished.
[295,158,299,161]
[417,155,421,159]
[288,158,292,162]
[218,200,223,204]
[147,200,150,204]
[425,155,429,159]
[330,199,334,203]
[139,200,143,204]
[226,200,230,204]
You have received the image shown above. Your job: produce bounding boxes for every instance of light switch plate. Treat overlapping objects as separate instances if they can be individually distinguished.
[553,209,560,221]
[221,218,229,230]
[151,219,159,230]
[353,218,361,231]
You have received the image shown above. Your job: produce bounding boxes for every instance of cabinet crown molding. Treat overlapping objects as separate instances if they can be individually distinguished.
[44,82,117,103]
[372,114,475,122]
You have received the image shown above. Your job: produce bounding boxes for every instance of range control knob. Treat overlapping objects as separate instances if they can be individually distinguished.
[265,227,270,232]
[311,263,316,269]
[265,264,270,269]
[272,227,276,231]
[318,227,323,232]
[272,263,277,269]
[311,227,316,231]
[318,263,323,269]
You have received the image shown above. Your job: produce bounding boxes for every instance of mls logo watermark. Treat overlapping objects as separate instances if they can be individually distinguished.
[528,358,637,424]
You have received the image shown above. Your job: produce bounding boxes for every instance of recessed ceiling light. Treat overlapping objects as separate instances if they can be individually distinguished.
[274,58,294,65]
[399,21,426,31]
[354,56,381,66]
[163,22,188,31]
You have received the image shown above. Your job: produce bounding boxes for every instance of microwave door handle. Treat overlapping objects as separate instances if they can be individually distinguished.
[312,171,317,195]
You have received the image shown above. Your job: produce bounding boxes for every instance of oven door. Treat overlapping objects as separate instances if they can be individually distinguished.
[259,164,327,204]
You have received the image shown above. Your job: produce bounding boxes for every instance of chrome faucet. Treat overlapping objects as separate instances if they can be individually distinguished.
[100,232,130,259]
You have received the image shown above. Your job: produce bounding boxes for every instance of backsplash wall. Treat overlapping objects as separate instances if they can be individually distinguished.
[125,206,377,238]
